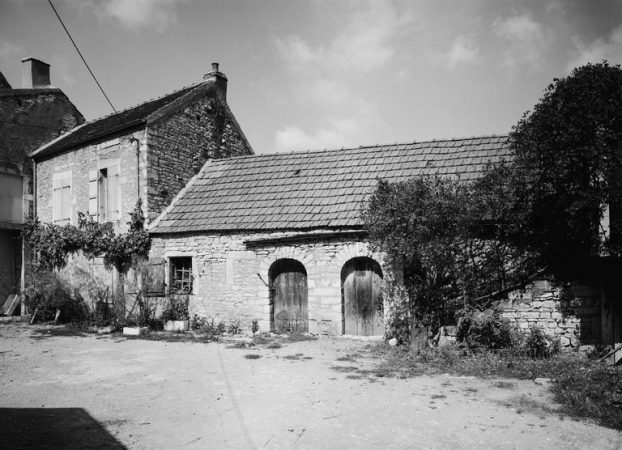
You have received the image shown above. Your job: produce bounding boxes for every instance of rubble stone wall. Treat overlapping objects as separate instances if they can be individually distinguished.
[146,93,253,221]
[499,279,601,351]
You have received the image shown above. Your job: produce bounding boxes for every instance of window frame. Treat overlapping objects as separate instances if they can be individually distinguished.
[169,256,194,295]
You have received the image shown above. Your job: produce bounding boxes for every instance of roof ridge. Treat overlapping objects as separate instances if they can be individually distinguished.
[206,133,511,164]
[80,80,203,127]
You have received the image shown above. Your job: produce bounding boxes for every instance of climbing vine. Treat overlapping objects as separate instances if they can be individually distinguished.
[23,200,151,272]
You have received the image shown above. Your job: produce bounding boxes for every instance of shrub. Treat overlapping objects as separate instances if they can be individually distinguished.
[161,295,190,322]
[523,326,560,358]
[456,309,516,349]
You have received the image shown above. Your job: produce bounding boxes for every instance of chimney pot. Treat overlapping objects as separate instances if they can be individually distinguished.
[21,57,51,88]
[212,62,219,72]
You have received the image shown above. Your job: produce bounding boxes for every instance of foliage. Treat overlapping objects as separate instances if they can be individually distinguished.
[550,361,622,430]
[22,268,91,323]
[161,295,190,322]
[498,61,622,279]
[524,326,560,358]
[456,309,517,350]
[23,200,151,272]
[362,176,530,333]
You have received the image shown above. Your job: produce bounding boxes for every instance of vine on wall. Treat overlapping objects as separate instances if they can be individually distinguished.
[23,199,151,273]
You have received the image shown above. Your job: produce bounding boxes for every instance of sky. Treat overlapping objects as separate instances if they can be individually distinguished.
[1,0,622,155]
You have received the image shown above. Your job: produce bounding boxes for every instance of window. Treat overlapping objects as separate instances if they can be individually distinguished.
[89,164,119,222]
[170,257,193,294]
[52,173,71,225]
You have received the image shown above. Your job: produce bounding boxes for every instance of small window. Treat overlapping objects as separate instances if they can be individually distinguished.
[98,166,119,221]
[170,257,193,294]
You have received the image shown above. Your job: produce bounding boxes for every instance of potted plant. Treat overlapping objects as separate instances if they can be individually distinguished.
[162,295,190,331]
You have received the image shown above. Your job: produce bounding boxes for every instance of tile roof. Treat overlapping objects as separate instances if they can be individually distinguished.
[150,135,511,234]
[31,80,212,158]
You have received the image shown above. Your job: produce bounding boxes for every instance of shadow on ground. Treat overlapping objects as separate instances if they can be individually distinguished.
[0,408,126,449]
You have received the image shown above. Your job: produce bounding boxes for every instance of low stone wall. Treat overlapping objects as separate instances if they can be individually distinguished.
[498,279,601,351]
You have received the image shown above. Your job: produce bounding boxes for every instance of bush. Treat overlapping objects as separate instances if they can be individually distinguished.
[161,295,190,322]
[456,309,516,349]
[522,326,560,358]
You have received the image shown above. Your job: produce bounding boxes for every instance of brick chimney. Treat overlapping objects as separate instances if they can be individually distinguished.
[21,57,51,88]
[203,62,228,101]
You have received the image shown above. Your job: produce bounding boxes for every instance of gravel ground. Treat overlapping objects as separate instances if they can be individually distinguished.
[1,323,621,450]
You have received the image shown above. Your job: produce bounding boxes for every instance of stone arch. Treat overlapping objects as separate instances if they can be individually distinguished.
[268,258,309,333]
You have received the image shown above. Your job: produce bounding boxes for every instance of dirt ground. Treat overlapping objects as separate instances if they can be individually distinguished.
[1,323,621,450]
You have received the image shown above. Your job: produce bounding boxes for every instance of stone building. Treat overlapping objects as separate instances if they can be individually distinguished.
[0,58,84,313]
[149,136,515,336]
[32,63,253,232]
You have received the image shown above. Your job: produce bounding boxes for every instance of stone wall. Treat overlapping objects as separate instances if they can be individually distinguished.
[499,279,601,351]
[150,230,384,335]
[146,93,253,222]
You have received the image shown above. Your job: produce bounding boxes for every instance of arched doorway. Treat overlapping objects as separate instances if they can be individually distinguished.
[341,257,383,336]
[269,259,308,333]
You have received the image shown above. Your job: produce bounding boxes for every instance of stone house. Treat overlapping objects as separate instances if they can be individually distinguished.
[148,136,515,336]
[29,63,254,315]
[0,58,84,314]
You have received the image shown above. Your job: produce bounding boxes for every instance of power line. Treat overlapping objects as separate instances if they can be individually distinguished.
[47,0,119,117]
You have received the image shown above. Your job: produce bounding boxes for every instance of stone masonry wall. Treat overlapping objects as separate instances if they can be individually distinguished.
[35,130,145,233]
[499,279,601,351]
[146,93,253,222]
[150,230,384,335]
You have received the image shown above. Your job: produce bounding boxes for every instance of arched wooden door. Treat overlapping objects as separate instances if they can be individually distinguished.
[341,257,383,336]
[270,259,308,333]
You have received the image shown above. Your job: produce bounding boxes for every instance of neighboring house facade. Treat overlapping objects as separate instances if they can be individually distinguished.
[148,136,514,336]
[32,63,253,232]
[0,58,84,313]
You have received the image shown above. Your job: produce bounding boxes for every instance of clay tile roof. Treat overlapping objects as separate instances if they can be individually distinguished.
[150,135,511,234]
[32,80,211,158]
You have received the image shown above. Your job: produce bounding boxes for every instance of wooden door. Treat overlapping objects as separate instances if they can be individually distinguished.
[271,259,308,333]
[342,258,383,336]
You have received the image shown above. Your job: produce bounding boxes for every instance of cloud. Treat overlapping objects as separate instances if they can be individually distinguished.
[492,14,548,70]
[446,34,478,69]
[567,25,622,71]
[73,0,189,33]
[272,0,410,152]
[274,0,411,75]
[275,125,351,153]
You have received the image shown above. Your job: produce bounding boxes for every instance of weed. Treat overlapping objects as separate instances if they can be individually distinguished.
[266,342,283,349]
[244,354,261,360]
[331,365,359,373]
[493,381,516,389]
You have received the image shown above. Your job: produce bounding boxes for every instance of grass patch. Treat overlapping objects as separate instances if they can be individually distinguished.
[244,354,261,360]
[331,365,359,373]
[360,342,622,430]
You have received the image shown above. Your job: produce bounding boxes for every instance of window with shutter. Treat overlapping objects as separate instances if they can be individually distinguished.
[97,165,120,222]
[52,174,71,225]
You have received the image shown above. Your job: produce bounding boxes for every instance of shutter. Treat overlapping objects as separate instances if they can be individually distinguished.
[107,165,119,219]
[88,170,98,219]
[61,186,71,223]
[52,187,61,223]
[143,259,166,297]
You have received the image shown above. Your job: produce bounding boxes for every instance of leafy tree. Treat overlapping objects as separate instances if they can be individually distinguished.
[362,176,527,334]
[503,61,622,278]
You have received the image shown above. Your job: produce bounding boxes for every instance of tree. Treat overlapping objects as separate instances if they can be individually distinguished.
[362,175,527,336]
[503,61,622,279]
